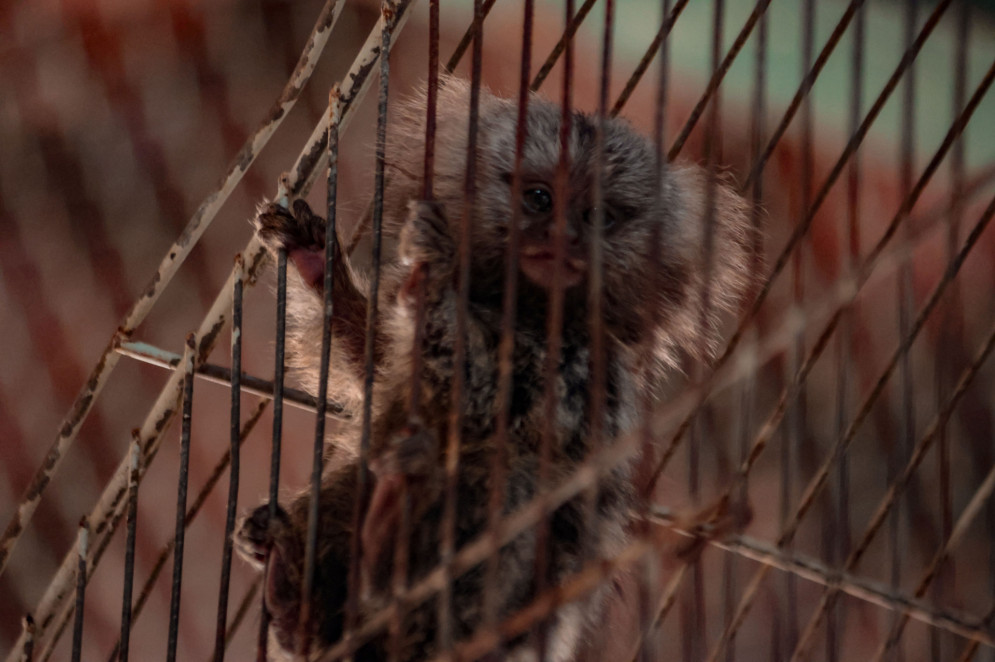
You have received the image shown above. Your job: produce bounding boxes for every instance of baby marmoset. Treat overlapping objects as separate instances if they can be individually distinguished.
[236,77,752,661]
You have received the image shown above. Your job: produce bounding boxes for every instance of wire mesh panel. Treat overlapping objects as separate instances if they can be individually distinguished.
[2,0,995,660]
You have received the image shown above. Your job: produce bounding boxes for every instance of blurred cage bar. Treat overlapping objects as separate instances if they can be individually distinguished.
[2,0,995,660]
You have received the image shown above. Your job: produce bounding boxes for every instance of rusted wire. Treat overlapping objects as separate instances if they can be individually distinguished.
[711,263,995,662]
[104,399,268,662]
[652,519,995,649]
[70,519,89,662]
[436,0,483,654]
[582,0,613,576]
[0,0,346,582]
[667,0,771,161]
[114,341,346,419]
[790,293,995,662]
[529,0,597,92]
[166,334,197,662]
[932,6,971,661]
[825,3,864,658]
[870,462,995,660]
[211,255,244,662]
[482,0,534,642]
[530,0,577,656]
[294,86,343,660]
[632,1,674,658]
[646,7,982,497]
[609,0,689,117]
[256,231,289,659]
[342,4,397,657]
[443,0,497,74]
[19,615,35,662]
[117,438,141,662]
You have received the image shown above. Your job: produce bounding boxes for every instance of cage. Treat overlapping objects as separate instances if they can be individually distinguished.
[2,0,995,660]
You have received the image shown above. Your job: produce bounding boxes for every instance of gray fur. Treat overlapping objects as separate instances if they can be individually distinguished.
[236,77,753,661]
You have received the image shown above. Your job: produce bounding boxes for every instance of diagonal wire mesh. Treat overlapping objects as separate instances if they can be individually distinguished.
[2,0,995,661]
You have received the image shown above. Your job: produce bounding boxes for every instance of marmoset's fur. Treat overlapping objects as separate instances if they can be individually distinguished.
[236,78,752,661]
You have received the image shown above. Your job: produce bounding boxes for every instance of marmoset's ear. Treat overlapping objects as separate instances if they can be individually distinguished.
[655,164,756,365]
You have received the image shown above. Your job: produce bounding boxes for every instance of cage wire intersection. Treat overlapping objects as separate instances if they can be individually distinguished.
[3,0,995,660]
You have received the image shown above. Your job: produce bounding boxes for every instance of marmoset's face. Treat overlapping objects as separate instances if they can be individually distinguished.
[471,102,659,293]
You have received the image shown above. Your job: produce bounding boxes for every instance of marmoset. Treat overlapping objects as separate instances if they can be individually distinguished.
[236,77,752,661]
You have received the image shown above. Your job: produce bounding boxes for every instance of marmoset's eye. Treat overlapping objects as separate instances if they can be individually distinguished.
[583,206,617,230]
[522,187,553,215]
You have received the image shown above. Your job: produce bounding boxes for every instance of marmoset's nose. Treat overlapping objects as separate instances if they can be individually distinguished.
[544,218,581,248]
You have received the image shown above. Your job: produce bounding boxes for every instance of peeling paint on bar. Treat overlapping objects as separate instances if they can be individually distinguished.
[292,0,416,200]
[115,341,347,418]
[5,2,422,657]
[0,0,346,585]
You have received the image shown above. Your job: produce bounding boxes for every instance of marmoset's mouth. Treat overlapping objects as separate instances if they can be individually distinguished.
[519,244,587,289]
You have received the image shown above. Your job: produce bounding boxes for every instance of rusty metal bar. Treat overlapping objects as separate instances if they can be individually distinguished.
[740,0,866,191]
[117,438,141,662]
[583,0,613,570]
[886,3,920,659]
[0,0,346,582]
[529,0,596,92]
[610,0,689,117]
[443,0,497,73]
[646,20,986,497]
[791,299,995,662]
[19,615,35,662]
[826,3,864,659]
[104,399,268,662]
[341,4,397,658]
[114,341,345,418]
[708,187,995,662]
[256,189,290,657]
[166,335,197,662]
[658,520,995,649]
[530,0,576,656]
[211,255,245,662]
[483,0,534,640]
[933,5,970,661]
[667,0,771,161]
[436,0,483,654]
[11,2,424,656]
[70,519,89,662]
[295,87,343,659]
[871,461,995,659]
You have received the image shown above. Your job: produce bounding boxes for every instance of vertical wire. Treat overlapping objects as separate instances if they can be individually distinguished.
[891,1,918,660]
[934,4,968,660]
[634,1,672,657]
[118,436,141,662]
[167,334,196,662]
[482,0,533,643]
[103,400,268,662]
[583,0,613,571]
[724,7,767,661]
[782,0,816,655]
[533,0,575,656]
[212,255,244,662]
[21,615,36,662]
[387,4,440,654]
[70,518,89,662]
[828,4,864,660]
[437,0,481,654]
[258,190,290,660]
[684,2,724,660]
[344,3,394,656]
[296,91,341,658]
